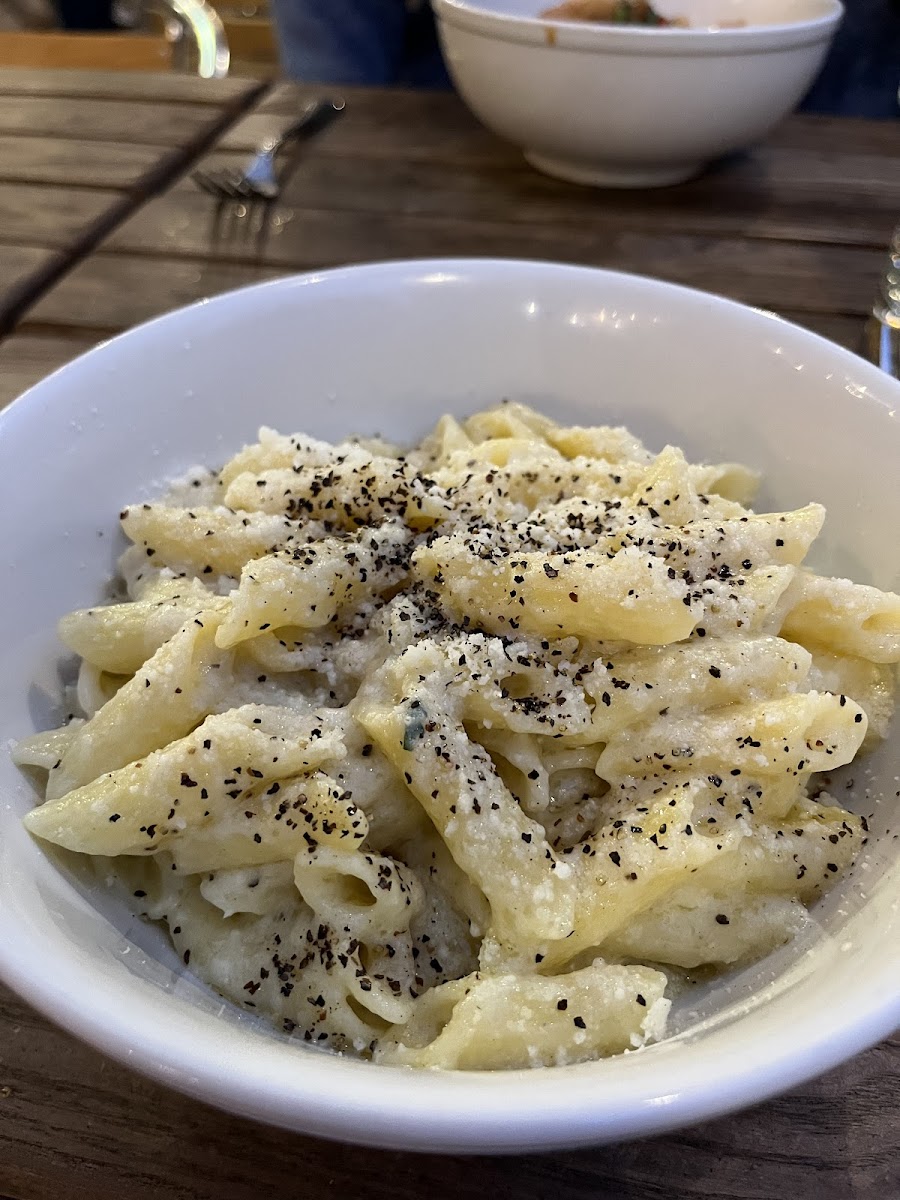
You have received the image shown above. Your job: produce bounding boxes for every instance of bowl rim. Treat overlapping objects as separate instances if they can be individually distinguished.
[433,0,844,55]
[1,257,898,1153]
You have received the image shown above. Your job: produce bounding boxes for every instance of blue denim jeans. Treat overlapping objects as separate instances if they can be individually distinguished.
[801,0,900,116]
[270,0,450,87]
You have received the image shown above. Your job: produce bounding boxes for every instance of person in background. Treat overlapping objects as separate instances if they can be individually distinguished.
[270,0,450,87]
[54,0,117,29]
[272,0,898,117]
[801,0,900,116]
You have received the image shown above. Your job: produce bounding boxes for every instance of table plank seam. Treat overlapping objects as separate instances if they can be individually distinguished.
[0,79,273,340]
[0,177,134,194]
[0,90,255,107]
[0,80,258,107]
[97,203,900,255]
[0,128,256,150]
[8,319,129,342]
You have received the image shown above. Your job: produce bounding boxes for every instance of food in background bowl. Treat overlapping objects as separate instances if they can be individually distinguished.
[542,0,687,25]
[1,261,898,1150]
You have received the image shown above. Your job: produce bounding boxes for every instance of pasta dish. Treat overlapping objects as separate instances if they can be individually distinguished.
[15,403,900,1069]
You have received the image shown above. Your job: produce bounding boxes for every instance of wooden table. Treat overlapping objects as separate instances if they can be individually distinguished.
[2,81,898,405]
[0,73,897,1200]
[0,68,265,336]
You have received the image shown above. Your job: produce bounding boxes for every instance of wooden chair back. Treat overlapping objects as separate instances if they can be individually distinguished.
[0,30,173,72]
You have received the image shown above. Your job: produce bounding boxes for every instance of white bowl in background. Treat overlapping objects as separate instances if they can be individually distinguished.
[432,0,843,187]
[0,260,898,1152]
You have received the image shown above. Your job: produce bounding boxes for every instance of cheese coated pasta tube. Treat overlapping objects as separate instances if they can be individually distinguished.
[25,706,343,856]
[120,504,317,578]
[170,774,367,874]
[59,579,221,675]
[46,607,232,798]
[216,521,411,648]
[414,537,697,644]
[780,571,900,664]
[596,692,867,783]
[573,635,811,743]
[223,453,451,529]
[293,845,423,943]
[382,959,668,1069]
[357,696,577,947]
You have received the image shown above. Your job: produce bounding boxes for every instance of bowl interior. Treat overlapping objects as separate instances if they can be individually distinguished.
[450,0,839,29]
[0,260,897,1152]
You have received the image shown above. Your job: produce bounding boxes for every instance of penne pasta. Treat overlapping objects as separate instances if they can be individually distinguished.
[16,402,895,1069]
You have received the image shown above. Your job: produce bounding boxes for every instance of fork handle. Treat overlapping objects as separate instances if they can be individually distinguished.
[268,99,345,155]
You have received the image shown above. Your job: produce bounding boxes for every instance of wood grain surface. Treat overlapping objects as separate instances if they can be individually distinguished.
[96,199,886,311]
[0,181,121,246]
[0,981,896,1200]
[9,83,893,367]
[223,87,897,248]
[0,67,261,103]
[0,328,99,406]
[0,70,266,334]
[0,134,192,189]
[0,74,898,1199]
[0,94,242,145]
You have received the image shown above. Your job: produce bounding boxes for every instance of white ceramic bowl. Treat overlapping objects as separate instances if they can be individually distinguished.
[432,0,843,186]
[0,260,898,1152]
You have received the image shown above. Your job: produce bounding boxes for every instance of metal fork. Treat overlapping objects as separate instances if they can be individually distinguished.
[192,98,345,202]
